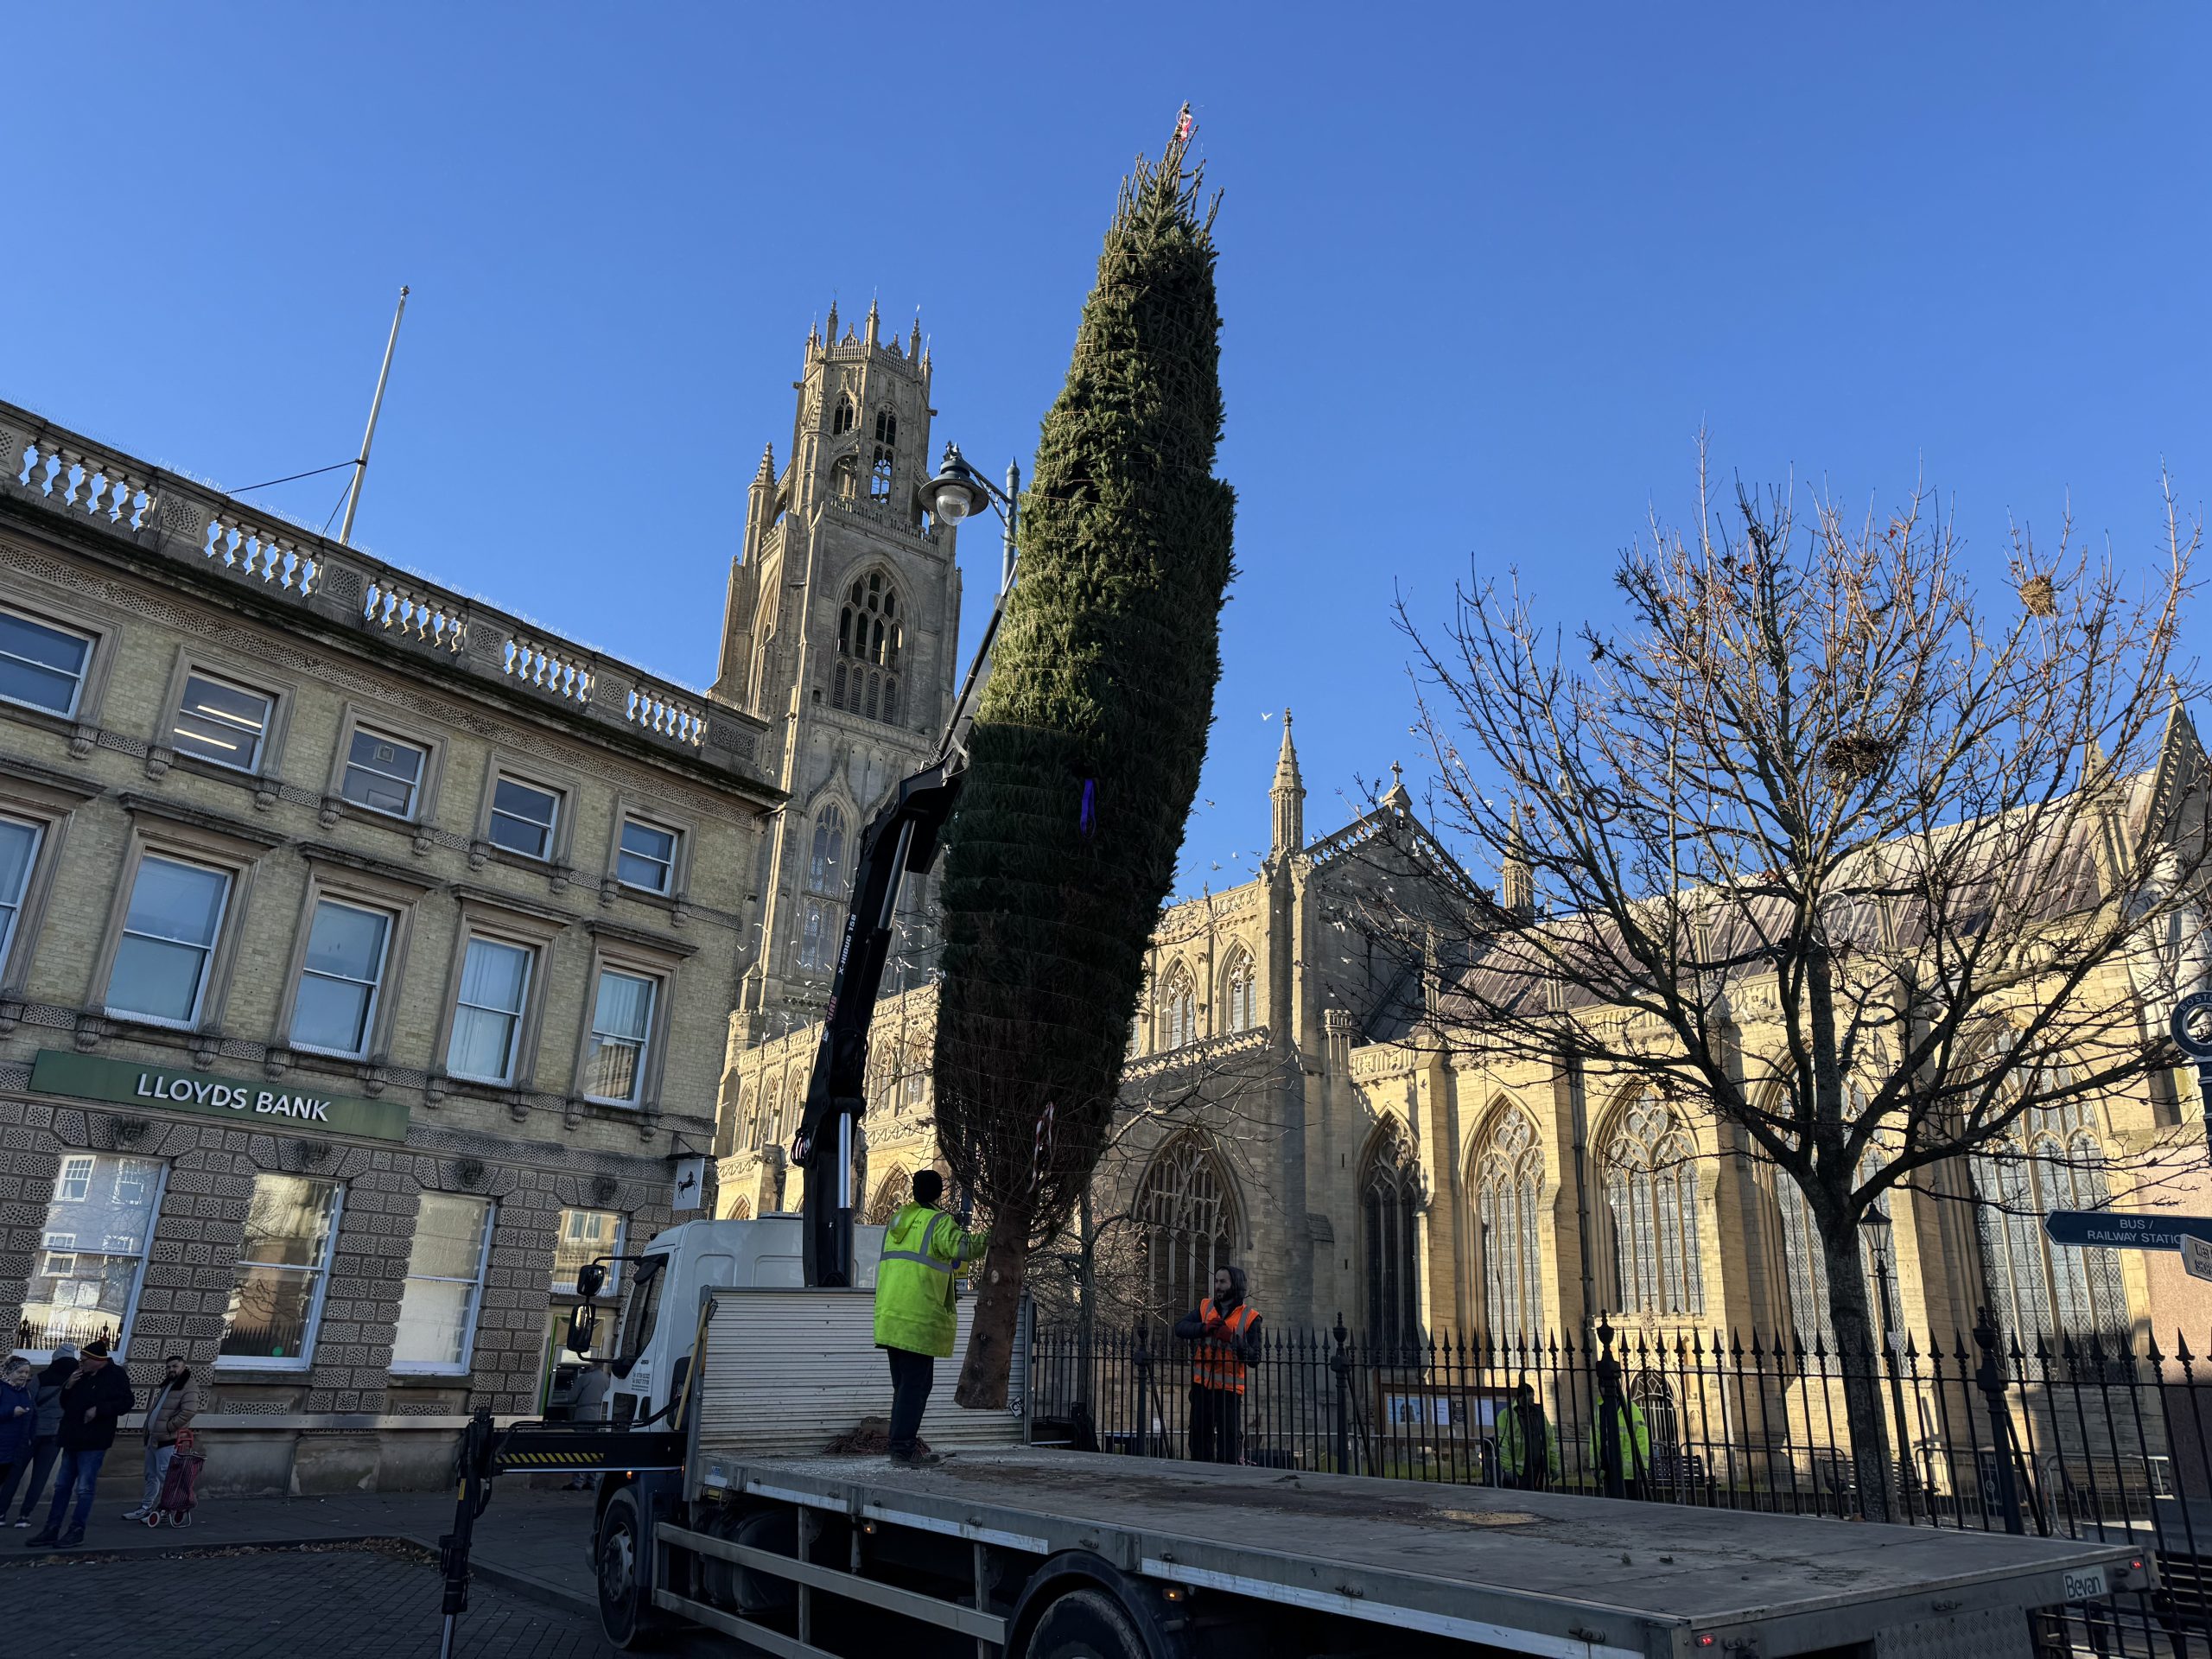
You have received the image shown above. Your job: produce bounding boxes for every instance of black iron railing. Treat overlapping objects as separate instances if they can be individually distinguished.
[1031,1312,2212,1656]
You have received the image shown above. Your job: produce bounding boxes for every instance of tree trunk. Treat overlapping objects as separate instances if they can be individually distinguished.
[956,1221,1032,1409]
[1819,1217,1895,1522]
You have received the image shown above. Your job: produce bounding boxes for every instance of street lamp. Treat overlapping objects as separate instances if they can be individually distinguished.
[920,442,1021,594]
[1859,1205,1917,1511]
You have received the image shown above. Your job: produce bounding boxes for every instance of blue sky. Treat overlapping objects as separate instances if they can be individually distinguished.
[5,4,2206,894]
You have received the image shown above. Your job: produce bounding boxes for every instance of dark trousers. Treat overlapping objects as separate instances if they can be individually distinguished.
[887,1347,935,1455]
[1188,1385,1242,1465]
[0,1435,59,1520]
[42,1445,105,1536]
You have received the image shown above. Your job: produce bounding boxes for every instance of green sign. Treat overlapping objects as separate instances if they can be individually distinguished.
[29,1049,411,1143]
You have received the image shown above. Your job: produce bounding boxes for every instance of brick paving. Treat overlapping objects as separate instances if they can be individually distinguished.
[2,1544,625,1658]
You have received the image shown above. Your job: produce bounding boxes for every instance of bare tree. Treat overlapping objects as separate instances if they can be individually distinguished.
[1364,458,2208,1519]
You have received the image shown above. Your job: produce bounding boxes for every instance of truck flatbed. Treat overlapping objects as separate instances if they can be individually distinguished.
[701,1449,2143,1659]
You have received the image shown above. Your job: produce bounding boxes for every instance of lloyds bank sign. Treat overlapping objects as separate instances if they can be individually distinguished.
[29,1050,410,1143]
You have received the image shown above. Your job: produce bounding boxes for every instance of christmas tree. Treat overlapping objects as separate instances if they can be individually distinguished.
[935,111,1235,1408]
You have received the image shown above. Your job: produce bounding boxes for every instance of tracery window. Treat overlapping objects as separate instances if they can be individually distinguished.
[1157,964,1196,1051]
[1136,1134,1238,1330]
[1363,1123,1423,1352]
[1973,1096,2127,1344]
[831,393,855,436]
[1220,949,1256,1034]
[870,409,897,502]
[798,900,833,972]
[1473,1107,1544,1340]
[831,571,902,725]
[808,805,846,894]
[1602,1096,1703,1318]
[1770,1166,1887,1349]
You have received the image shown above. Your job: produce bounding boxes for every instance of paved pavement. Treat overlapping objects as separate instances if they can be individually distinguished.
[6,1545,628,1658]
[0,1485,715,1656]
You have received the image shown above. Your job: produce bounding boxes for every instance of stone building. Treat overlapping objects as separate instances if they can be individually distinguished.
[720,611,2212,1392]
[0,395,779,1492]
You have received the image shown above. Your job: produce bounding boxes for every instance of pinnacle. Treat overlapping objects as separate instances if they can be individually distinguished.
[753,444,775,485]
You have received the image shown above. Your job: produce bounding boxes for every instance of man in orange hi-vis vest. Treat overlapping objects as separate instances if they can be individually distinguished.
[1173,1265,1262,1464]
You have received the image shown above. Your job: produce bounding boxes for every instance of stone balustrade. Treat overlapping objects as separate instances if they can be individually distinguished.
[0,398,764,773]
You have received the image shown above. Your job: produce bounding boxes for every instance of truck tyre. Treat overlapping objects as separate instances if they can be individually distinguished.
[596,1484,669,1649]
[1025,1587,1150,1659]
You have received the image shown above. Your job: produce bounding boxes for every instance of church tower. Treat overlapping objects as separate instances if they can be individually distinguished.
[715,302,963,1039]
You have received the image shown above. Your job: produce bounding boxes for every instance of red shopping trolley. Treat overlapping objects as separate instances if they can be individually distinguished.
[149,1428,205,1528]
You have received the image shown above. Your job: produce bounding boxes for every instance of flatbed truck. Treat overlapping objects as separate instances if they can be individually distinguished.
[447,1217,2154,1659]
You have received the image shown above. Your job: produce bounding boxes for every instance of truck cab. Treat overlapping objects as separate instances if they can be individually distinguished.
[601,1216,887,1428]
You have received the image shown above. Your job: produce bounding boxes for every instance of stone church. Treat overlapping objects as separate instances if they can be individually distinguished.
[709,321,2212,1365]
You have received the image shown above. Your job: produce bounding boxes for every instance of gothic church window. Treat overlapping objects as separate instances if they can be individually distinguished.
[870,409,897,503]
[808,805,846,893]
[1472,1107,1544,1340]
[1220,949,1255,1033]
[865,1171,907,1227]
[831,393,856,435]
[1136,1133,1238,1330]
[832,571,902,726]
[1158,964,1196,1051]
[1363,1123,1423,1352]
[1601,1095,1703,1318]
[1972,1094,2126,1345]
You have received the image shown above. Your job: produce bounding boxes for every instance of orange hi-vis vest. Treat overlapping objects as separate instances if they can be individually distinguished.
[1192,1300,1257,1394]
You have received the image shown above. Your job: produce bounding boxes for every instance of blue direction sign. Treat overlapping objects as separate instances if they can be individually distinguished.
[2043,1210,2212,1250]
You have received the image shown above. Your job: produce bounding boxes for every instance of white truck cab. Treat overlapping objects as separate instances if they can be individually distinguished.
[600,1216,886,1427]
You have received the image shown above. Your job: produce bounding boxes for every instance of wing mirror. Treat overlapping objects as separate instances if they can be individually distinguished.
[565,1305,597,1358]
[575,1262,607,1300]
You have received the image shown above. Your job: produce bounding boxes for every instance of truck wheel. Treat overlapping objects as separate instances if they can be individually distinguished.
[1026,1587,1150,1659]
[596,1485,669,1649]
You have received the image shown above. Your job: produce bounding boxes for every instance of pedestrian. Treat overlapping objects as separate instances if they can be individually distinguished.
[27,1338,134,1548]
[1586,1390,1652,1500]
[3,1344,74,1527]
[872,1169,989,1468]
[1494,1381,1558,1491]
[0,1359,34,1503]
[124,1355,199,1523]
[563,1359,611,1489]
[1174,1265,1262,1465]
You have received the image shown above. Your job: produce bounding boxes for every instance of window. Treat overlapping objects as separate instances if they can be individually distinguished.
[289,899,393,1056]
[218,1174,341,1367]
[448,937,533,1084]
[106,854,231,1026]
[830,572,901,725]
[487,776,559,860]
[864,1171,907,1227]
[1362,1126,1423,1352]
[874,408,898,448]
[392,1193,495,1372]
[58,1154,92,1202]
[618,818,677,894]
[21,1155,163,1357]
[1220,950,1256,1034]
[1157,965,1197,1051]
[1601,1096,1704,1318]
[1135,1133,1238,1331]
[585,968,657,1104]
[341,727,429,818]
[171,671,272,772]
[869,450,893,501]
[0,813,41,967]
[808,805,847,893]
[1473,1109,1545,1340]
[830,455,858,499]
[831,393,856,436]
[552,1208,624,1296]
[1974,1097,2128,1344]
[798,899,832,973]
[0,607,93,716]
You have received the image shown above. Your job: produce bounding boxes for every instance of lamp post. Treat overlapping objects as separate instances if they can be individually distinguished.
[918,442,1021,594]
[1859,1205,1916,1513]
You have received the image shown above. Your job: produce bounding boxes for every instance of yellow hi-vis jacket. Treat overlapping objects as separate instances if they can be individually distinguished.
[873,1202,989,1358]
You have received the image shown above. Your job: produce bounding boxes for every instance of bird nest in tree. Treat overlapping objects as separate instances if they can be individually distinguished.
[1822,733,1893,785]
[2020,574,2058,618]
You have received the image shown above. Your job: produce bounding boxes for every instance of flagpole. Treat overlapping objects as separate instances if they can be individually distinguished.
[339,284,410,546]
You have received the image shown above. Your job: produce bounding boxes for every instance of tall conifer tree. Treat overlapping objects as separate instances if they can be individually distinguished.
[936,115,1234,1408]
